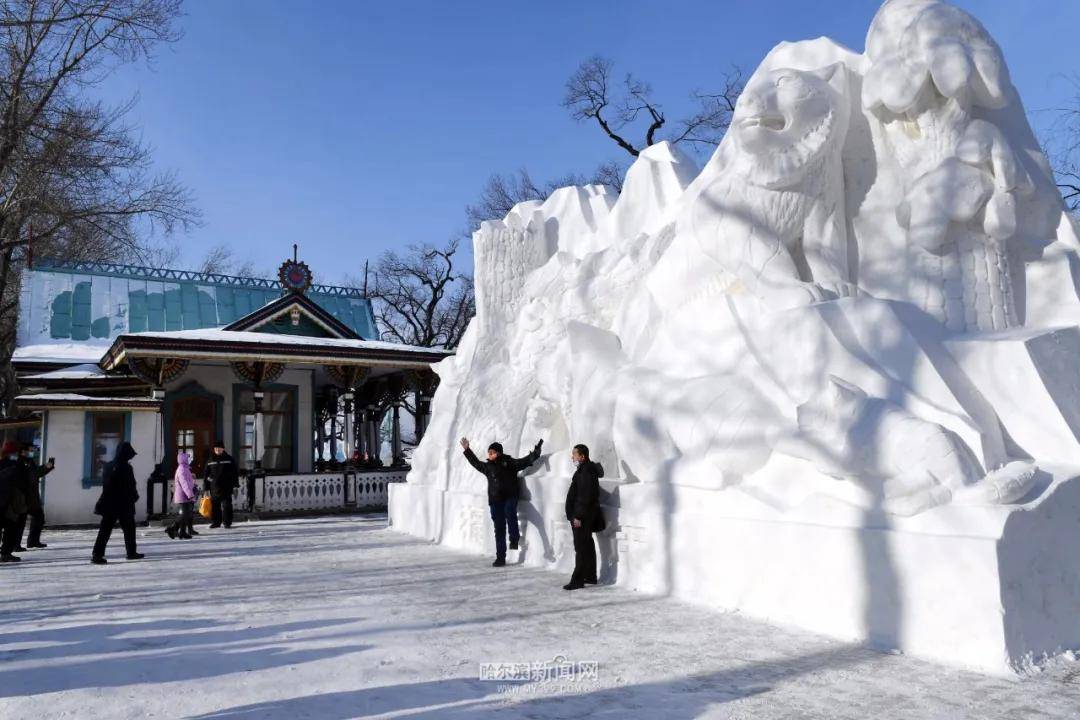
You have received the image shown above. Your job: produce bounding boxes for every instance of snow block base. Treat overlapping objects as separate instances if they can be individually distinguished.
[390,470,1080,675]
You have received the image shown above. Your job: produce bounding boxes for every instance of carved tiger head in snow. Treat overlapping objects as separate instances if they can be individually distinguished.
[730,64,849,189]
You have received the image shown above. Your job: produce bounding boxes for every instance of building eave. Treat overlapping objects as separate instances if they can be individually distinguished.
[100,334,452,372]
[14,394,162,412]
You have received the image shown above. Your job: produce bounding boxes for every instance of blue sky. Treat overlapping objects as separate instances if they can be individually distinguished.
[96,1,1080,285]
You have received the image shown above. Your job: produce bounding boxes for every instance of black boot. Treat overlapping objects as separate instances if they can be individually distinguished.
[492,558,506,567]
[1,554,21,563]
[563,581,584,591]
[166,526,177,539]
[126,552,145,560]
[27,542,46,549]
[90,556,107,565]
[187,528,199,535]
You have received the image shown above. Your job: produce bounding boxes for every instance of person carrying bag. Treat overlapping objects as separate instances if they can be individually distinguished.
[165,452,197,540]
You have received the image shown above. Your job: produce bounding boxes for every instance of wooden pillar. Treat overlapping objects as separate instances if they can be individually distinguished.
[367,404,381,466]
[343,390,354,463]
[416,391,432,442]
[328,387,338,464]
[391,400,405,467]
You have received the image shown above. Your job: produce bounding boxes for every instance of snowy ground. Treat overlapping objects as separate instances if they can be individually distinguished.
[0,515,1077,719]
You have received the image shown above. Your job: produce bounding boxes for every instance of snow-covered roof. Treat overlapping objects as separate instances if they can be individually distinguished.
[98,327,452,373]
[12,343,109,365]
[120,328,443,354]
[22,363,109,380]
[14,393,161,410]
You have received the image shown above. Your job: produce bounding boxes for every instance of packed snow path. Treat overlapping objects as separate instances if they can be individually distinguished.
[0,516,1076,719]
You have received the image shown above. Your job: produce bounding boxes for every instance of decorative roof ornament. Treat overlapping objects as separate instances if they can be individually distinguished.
[230,360,285,387]
[278,243,313,295]
[127,357,190,387]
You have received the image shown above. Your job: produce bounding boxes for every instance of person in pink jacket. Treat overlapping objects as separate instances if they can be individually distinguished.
[166,452,197,540]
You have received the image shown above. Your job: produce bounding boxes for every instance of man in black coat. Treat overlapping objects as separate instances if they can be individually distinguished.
[0,440,27,562]
[91,442,143,564]
[461,436,543,567]
[204,441,238,529]
[17,445,54,549]
[563,443,605,591]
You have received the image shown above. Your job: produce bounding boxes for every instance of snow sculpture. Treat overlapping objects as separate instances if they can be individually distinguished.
[392,0,1080,673]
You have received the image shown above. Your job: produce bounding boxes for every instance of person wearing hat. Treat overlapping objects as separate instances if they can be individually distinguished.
[91,442,143,564]
[460,436,543,567]
[0,440,27,562]
[204,440,238,529]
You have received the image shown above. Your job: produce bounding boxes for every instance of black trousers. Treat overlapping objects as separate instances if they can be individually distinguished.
[168,502,193,535]
[0,517,20,555]
[211,495,233,527]
[24,509,44,546]
[488,498,519,560]
[11,513,28,548]
[571,525,597,585]
[92,512,137,558]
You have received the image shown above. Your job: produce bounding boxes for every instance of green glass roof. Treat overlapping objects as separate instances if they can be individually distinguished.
[18,258,378,346]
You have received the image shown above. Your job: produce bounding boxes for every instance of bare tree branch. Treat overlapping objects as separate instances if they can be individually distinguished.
[563,56,641,157]
[563,56,744,159]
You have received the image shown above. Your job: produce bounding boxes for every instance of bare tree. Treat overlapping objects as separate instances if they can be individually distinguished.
[563,55,743,158]
[465,168,586,232]
[1049,77,1080,212]
[198,243,257,277]
[669,71,744,150]
[591,159,626,194]
[369,238,474,350]
[465,162,628,232]
[0,0,197,403]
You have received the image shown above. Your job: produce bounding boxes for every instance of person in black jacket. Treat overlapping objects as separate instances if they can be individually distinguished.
[91,442,144,564]
[461,436,543,567]
[563,444,605,591]
[204,441,238,529]
[0,440,27,562]
[17,445,54,549]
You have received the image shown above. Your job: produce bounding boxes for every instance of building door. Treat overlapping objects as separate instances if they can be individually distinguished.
[173,396,216,476]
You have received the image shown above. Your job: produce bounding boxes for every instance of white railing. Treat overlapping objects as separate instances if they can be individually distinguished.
[159,468,408,517]
[257,473,345,513]
[348,468,408,508]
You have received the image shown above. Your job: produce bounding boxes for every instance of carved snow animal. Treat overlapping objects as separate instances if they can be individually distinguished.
[689,64,856,309]
[780,376,1038,515]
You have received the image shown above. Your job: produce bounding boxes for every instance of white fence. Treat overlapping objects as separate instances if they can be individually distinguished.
[160,468,407,517]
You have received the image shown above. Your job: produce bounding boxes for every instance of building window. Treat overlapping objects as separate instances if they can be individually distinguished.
[237,389,294,473]
[85,413,127,486]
